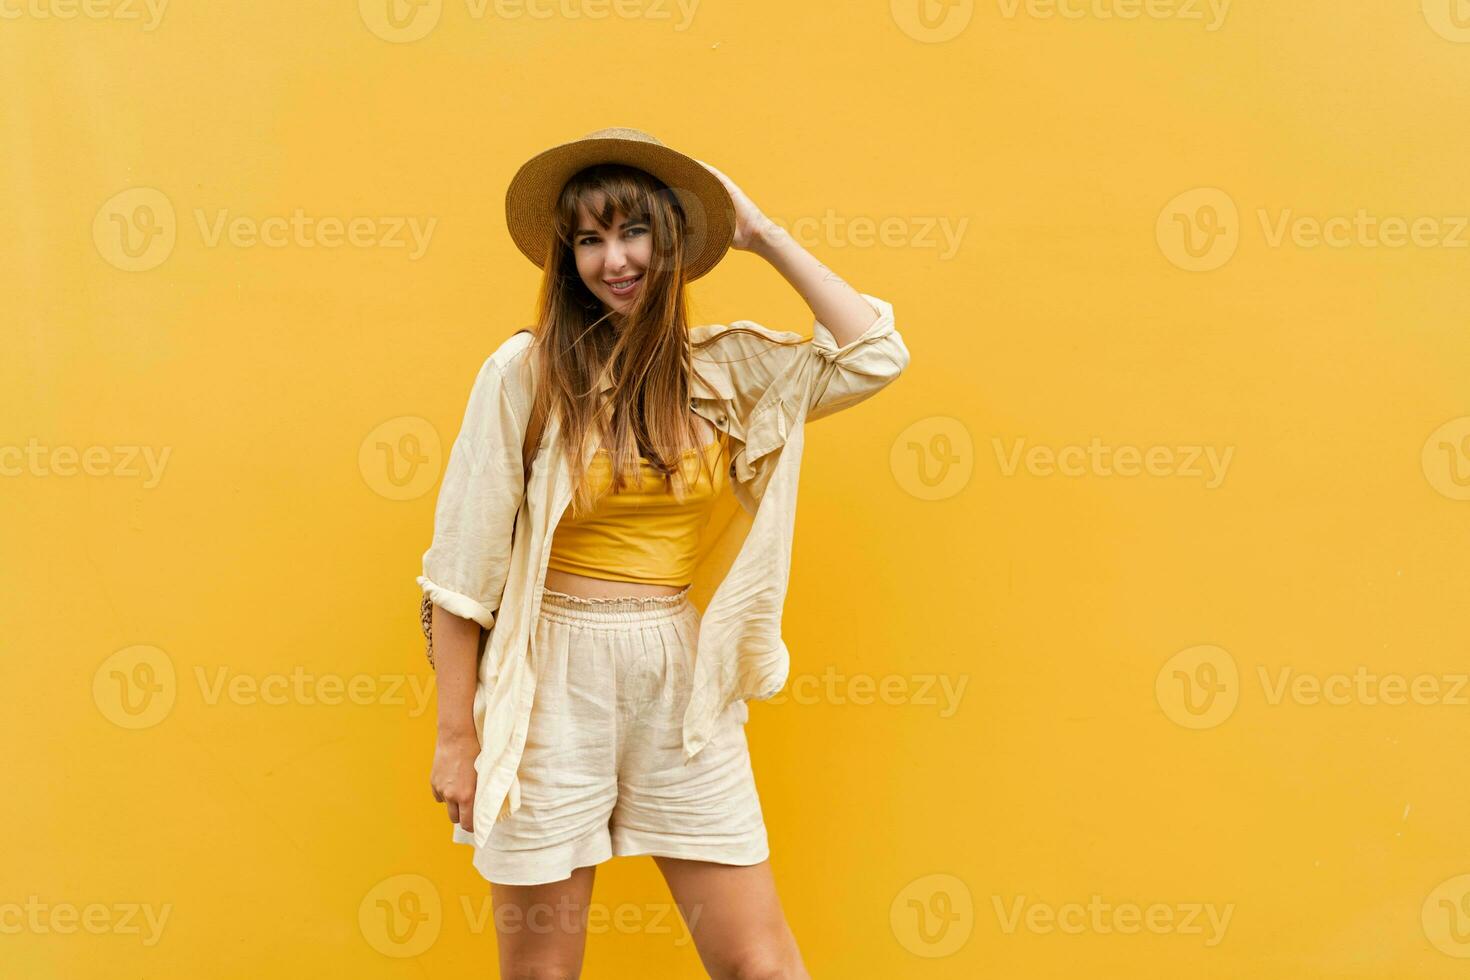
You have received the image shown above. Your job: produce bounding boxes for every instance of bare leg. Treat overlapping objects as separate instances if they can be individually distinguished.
[491,864,598,979]
[653,856,810,980]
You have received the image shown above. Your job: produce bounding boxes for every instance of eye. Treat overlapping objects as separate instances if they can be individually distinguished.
[577,224,646,246]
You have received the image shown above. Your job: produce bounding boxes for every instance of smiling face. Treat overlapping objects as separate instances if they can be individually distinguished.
[571,194,653,316]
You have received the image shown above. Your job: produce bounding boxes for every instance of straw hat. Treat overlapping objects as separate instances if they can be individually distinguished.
[504,127,735,281]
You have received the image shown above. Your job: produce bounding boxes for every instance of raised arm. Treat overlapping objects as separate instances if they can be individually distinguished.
[749,221,884,349]
[696,162,911,422]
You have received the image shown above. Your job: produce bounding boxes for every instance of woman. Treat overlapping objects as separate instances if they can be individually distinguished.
[419,127,910,978]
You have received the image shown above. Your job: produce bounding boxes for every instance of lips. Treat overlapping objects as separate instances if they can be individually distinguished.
[606,275,642,295]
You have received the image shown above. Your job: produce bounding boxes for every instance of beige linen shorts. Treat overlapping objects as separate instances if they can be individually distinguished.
[453,585,769,886]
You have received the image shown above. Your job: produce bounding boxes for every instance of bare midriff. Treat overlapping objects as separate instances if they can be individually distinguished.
[541,568,689,599]
[541,413,718,600]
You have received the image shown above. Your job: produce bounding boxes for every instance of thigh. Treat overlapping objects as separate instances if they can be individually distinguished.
[490,865,598,977]
[653,856,808,979]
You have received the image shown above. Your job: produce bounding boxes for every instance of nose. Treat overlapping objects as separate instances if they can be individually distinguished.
[605,240,640,277]
[604,240,629,275]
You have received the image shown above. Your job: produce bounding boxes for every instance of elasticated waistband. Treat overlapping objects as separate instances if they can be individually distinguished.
[537,585,693,626]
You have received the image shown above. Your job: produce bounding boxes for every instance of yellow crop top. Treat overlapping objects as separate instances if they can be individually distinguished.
[546,435,730,586]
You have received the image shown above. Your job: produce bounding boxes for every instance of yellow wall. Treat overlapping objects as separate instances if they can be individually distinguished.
[6,1,1470,976]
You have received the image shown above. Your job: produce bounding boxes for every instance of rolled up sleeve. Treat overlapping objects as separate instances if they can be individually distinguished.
[721,293,911,422]
[418,355,525,636]
[805,293,910,421]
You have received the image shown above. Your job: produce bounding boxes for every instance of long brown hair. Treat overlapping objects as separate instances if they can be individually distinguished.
[521,163,805,517]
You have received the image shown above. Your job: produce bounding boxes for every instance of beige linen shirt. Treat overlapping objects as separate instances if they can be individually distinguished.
[418,292,910,848]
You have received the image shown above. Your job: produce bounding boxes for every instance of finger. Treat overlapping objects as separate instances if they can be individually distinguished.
[447,801,459,824]
[460,790,476,835]
[432,785,443,803]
